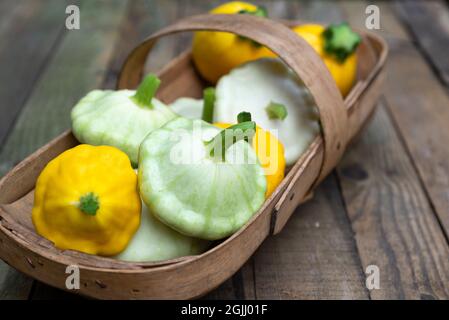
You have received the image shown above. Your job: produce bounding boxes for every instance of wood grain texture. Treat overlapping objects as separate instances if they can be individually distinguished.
[30,281,84,300]
[0,0,129,176]
[339,0,409,42]
[338,0,449,299]
[202,260,256,300]
[0,1,20,37]
[0,0,67,151]
[0,0,129,299]
[0,260,33,300]
[383,41,449,240]
[395,0,449,87]
[103,0,183,90]
[337,104,449,299]
[0,0,69,300]
[369,1,449,240]
[254,175,369,299]
[299,0,345,24]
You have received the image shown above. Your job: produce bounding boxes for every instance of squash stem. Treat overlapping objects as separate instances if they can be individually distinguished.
[131,74,161,109]
[322,23,361,63]
[206,112,256,161]
[237,6,268,47]
[265,101,288,120]
[201,87,215,123]
[238,5,268,18]
[78,192,99,216]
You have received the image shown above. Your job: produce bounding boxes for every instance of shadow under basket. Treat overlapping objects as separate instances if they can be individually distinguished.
[0,14,387,299]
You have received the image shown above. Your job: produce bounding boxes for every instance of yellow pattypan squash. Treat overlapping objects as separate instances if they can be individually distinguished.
[215,123,285,198]
[32,144,141,256]
[265,23,361,97]
[192,1,271,84]
[193,0,361,96]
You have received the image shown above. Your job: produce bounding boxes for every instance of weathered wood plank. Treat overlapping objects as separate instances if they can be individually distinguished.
[30,282,83,300]
[203,260,256,300]
[251,0,369,300]
[395,0,449,87]
[0,0,69,301]
[0,2,31,43]
[365,1,449,241]
[337,104,449,299]
[339,0,409,42]
[0,261,33,300]
[0,0,68,152]
[0,0,129,176]
[300,0,345,24]
[254,176,369,299]
[0,0,129,300]
[103,0,182,89]
[383,41,449,239]
[337,0,449,299]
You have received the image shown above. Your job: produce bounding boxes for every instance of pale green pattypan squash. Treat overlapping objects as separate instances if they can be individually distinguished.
[115,199,210,262]
[169,87,216,121]
[138,113,267,240]
[71,74,177,166]
[214,58,320,166]
[170,97,203,119]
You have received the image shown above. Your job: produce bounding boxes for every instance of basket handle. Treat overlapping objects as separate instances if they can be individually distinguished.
[117,14,349,230]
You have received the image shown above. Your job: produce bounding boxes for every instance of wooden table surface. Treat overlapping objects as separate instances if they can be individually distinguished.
[0,0,448,300]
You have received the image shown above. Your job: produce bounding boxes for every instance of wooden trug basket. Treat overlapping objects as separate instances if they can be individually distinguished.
[0,14,387,299]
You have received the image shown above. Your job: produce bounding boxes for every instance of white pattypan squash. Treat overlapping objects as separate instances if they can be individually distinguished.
[214,58,320,165]
[71,74,177,166]
[170,97,203,119]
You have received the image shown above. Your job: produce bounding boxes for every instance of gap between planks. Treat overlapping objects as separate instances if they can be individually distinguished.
[394,0,449,89]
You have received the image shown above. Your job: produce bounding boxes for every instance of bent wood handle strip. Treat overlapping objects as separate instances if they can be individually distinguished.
[117,14,349,233]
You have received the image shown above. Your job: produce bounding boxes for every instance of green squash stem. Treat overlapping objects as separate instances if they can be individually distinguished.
[206,112,256,161]
[265,101,288,120]
[236,6,268,47]
[78,192,99,216]
[131,74,161,109]
[201,87,215,123]
[238,5,268,18]
[322,22,361,63]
